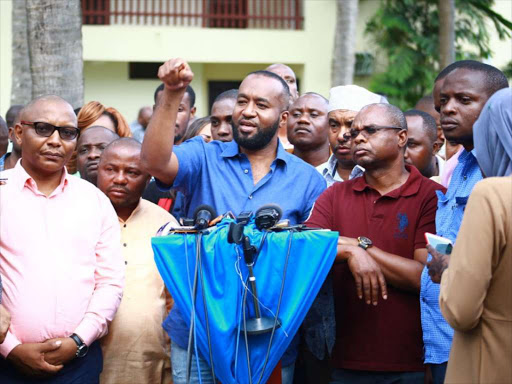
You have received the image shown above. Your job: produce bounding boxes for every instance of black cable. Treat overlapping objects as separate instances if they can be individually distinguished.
[257,231,294,384]
[186,233,201,384]
[197,232,216,381]
[242,277,253,384]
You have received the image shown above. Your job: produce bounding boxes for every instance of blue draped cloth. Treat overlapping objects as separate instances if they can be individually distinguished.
[152,218,338,384]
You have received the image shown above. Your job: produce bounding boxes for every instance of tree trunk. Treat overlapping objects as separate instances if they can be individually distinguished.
[11,0,32,105]
[439,0,455,69]
[26,0,84,108]
[332,0,359,86]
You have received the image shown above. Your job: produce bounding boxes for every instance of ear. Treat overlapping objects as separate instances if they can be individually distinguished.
[279,110,289,128]
[397,129,408,149]
[190,106,197,118]
[432,140,441,155]
[8,126,14,142]
[14,123,23,148]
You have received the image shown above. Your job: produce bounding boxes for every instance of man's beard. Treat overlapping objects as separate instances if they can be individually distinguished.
[231,119,279,151]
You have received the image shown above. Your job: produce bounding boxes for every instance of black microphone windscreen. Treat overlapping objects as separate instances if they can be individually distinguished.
[254,203,283,230]
[255,204,283,221]
[193,204,217,220]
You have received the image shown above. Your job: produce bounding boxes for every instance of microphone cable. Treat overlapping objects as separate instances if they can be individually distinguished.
[197,232,216,382]
[256,230,294,384]
[186,233,200,384]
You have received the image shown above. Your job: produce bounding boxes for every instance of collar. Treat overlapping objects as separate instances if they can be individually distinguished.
[352,164,422,198]
[322,154,365,181]
[12,159,69,194]
[220,139,289,165]
[324,154,338,178]
[118,199,144,224]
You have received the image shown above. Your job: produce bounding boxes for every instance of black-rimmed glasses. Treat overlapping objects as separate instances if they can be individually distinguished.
[349,125,404,139]
[21,121,80,141]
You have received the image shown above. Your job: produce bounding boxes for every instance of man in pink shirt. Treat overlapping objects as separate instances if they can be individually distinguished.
[0,95,124,383]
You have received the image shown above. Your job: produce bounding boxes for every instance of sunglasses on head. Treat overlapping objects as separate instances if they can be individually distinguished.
[21,121,80,141]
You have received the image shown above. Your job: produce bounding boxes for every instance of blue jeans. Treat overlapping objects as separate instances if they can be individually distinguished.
[330,368,424,384]
[171,340,295,384]
[0,341,102,384]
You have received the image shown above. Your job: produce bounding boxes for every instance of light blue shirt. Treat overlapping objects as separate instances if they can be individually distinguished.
[420,149,483,364]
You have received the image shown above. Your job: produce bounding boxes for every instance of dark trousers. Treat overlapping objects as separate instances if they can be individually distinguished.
[330,368,424,384]
[429,362,447,384]
[0,341,102,384]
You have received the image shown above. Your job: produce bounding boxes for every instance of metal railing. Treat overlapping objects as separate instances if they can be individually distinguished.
[82,0,303,30]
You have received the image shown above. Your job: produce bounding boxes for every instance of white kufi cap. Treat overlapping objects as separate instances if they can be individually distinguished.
[328,85,388,113]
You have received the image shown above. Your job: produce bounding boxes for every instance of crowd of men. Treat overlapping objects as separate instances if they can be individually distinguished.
[0,57,510,384]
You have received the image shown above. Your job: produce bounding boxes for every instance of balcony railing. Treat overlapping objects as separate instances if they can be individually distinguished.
[82,0,303,30]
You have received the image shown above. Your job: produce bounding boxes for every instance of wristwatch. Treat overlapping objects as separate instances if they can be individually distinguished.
[357,236,373,250]
[70,333,89,358]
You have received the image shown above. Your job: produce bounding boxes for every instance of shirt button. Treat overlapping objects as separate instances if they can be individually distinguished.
[248,195,253,199]
[244,169,249,174]
[463,175,468,180]
[125,261,128,265]
[123,224,127,228]
[123,243,127,247]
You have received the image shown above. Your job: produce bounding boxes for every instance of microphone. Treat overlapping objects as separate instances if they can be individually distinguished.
[254,204,283,230]
[193,205,217,230]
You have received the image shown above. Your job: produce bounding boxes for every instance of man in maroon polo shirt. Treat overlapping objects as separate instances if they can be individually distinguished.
[306,103,445,383]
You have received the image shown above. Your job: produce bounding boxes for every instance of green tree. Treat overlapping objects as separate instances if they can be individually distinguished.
[365,0,512,110]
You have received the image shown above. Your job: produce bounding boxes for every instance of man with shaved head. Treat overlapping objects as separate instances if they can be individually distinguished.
[0,95,124,382]
[97,138,177,384]
[267,63,299,150]
[76,126,119,186]
[306,103,445,383]
[141,58,326,384]
[266,63,299,101]
[287,93,330,167]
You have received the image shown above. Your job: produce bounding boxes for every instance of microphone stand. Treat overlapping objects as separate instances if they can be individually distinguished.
[241,235,280,335]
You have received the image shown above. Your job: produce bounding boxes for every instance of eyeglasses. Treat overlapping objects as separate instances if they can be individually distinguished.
[349,125,404,139]
[21,121,80,141]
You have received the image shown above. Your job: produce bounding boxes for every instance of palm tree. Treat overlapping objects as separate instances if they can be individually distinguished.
[14,0,84,108]
[332,0,359,86]
[439,0,455,68]
[11,0,32,105]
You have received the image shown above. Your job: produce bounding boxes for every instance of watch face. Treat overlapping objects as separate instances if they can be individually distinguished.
[77,344,88,358]
[358,236,372,248]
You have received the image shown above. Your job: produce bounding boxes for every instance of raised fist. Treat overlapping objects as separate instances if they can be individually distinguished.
[158,58,194,92]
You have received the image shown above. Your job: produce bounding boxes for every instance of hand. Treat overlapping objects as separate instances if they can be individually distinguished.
[345,245,388,305]
[426,244,450,284]
[7,341,63,378]
[158,58,194,92]
[338,236,358,247]
[44,337,78,366]
[0,304,11,344]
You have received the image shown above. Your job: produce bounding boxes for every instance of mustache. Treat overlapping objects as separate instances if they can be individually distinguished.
[106,185,130,194]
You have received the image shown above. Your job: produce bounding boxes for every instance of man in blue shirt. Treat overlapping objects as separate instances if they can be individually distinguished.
[420,60,509,384]
[141,58,326,384]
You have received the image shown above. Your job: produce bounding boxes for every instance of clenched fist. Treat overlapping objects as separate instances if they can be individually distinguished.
[158,58,194,92]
